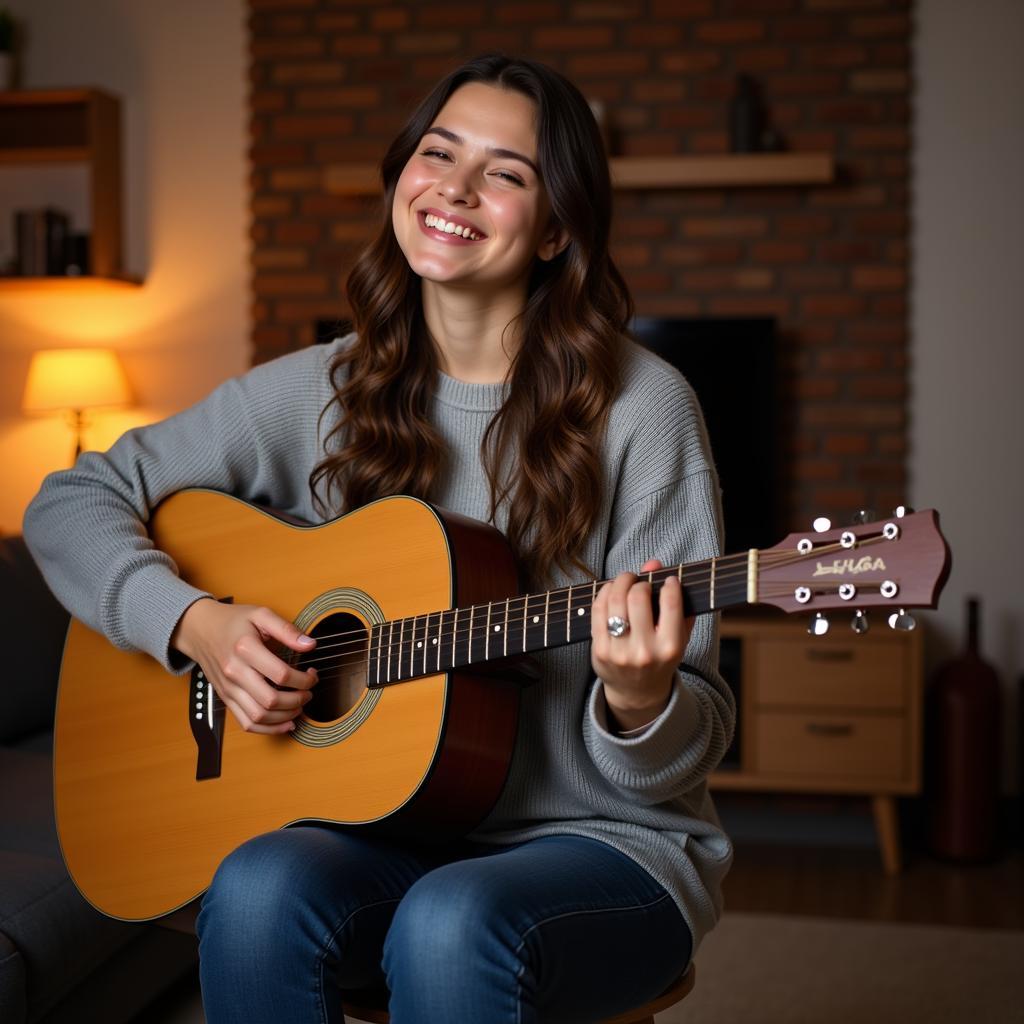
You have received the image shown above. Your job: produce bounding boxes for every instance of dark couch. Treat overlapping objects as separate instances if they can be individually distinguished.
[0,535,197,1023]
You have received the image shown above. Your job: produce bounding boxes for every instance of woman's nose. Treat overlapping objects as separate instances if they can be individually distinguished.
[438,168,477,205]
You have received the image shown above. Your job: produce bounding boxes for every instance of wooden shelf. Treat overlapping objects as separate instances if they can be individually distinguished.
[0,147,90,165]
[611,152,834,189]
[0,88,103,105]
[324,152,835,196]
[0,88,131,284]
[0,274,142,292]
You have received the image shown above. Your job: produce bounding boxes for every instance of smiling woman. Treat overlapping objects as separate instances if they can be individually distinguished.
[316,58,630,589]
[391,83,565,300]
[23,53,734,1024]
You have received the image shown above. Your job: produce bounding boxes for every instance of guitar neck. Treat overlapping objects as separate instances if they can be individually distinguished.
[366,551,754,688]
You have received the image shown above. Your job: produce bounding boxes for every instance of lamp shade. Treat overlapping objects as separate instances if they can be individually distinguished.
[23,348,131,414]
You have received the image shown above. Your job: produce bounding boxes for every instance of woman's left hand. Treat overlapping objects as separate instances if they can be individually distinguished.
[591,559,694,733]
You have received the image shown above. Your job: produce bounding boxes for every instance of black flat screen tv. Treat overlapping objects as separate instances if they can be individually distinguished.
[630,317,780,555]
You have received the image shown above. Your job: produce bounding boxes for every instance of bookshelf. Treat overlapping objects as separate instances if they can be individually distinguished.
[0,88,141,288]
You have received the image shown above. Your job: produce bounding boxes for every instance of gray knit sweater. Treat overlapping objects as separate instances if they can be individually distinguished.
[24,335,734,954]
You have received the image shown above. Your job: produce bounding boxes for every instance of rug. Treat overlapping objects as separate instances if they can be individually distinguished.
[140,911,1024,1022]
[658,912,1024,1023]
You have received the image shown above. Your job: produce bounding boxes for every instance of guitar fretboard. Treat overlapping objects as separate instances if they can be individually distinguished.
[366,554,751,687]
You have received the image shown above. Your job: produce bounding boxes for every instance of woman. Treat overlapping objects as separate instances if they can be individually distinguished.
[25,54,734,1023]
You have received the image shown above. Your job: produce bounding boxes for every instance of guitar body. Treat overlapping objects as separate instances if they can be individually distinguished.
[53,490,522,921]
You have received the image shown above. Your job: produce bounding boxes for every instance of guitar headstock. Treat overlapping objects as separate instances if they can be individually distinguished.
[756,508,951,630]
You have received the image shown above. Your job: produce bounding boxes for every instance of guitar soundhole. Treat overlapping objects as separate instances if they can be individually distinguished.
[302,611,369,724]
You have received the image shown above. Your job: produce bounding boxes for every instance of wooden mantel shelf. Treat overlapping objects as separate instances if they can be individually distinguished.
[0,274,142,292]
[324,152,835,195]
[611,152,834,189]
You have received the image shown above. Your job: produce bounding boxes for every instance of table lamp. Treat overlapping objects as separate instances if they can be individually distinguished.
[23,348,132,463]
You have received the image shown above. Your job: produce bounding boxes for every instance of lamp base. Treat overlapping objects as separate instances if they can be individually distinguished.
[68,408,86,465]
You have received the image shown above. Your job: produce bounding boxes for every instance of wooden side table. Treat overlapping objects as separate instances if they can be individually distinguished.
[711,613,923,873]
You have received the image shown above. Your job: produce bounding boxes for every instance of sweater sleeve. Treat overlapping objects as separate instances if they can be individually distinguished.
[582,364,736,805]
[22,343,337,672]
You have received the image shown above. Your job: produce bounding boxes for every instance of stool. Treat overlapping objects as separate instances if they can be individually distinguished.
[341,963,696,1023]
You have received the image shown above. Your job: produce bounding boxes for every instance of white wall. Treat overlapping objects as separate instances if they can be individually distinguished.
[0,0,248,533]
[912,0,1024,790]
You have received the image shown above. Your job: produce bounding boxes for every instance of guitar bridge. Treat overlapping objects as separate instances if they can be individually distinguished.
[189,665,225,780]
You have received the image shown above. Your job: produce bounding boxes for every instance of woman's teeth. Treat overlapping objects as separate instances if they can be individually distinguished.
[424,213,482,240]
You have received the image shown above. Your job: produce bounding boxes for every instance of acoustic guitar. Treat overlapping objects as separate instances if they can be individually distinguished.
[53,490,950,921]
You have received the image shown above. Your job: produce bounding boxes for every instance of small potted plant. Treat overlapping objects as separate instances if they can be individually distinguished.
[0,8,15,91]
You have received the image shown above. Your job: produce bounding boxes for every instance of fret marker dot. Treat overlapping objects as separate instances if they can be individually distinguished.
[493,625,501,632]
[577,608,584,616]
[533,616,540,623]
[432,638,438,645]
[417,641,422,648]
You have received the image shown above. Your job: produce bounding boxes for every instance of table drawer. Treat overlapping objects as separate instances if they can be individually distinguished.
[753,711,905,780]
[752,638,906,710]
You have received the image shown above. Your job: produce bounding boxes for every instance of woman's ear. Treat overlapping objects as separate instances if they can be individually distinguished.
[537,220,571,262]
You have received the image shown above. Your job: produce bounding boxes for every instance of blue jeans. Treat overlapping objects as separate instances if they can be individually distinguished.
[196,827,692,1024]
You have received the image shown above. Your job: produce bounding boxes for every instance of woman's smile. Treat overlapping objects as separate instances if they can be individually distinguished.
[418,208,488,243]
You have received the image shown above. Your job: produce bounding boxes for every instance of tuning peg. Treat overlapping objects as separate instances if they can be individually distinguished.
[812,517,832,534]
[892,505,913,518]
[808,612,830,636]
[887,608,916,631]
[851,609,870,634]
[852,509,876,525]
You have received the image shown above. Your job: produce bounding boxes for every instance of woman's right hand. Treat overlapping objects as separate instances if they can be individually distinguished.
[171,597,318,734]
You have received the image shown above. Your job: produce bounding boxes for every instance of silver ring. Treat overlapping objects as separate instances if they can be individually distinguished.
[607,615,630,638]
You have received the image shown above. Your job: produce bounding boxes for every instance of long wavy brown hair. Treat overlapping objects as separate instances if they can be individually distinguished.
[310,54,633,587]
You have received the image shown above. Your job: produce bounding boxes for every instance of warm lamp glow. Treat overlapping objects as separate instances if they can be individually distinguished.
[23,348,132,414]
[23,348,132,462]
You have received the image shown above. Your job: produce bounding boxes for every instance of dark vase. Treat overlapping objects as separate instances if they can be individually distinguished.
[729,74,762,153]
[926,597,1002,861]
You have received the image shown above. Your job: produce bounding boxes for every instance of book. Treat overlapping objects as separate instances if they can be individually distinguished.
[14,207,71,276]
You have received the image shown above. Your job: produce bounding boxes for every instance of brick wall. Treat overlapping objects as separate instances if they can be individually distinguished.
[248,0,910,532]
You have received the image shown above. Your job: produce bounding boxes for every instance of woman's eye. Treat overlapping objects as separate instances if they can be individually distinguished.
[493,170,526,187]
[421,148,450,160]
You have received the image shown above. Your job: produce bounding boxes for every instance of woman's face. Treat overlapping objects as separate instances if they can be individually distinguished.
[391,82,563,294]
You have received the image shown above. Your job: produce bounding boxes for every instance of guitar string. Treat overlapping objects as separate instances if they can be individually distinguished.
[288,551,801,666]
[290,581,892,677]
[277,534,892,666]
[200,572,898,715]
[197,549,765,708]
[245,536,887,669]
[292,569,895,684]
[195,534,895,705]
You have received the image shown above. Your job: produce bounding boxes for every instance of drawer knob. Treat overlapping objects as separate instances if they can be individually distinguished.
[806,722,854,737]
[805,648,855,662]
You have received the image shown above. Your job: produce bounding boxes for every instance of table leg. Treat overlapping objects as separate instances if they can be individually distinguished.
[871,794,902,874]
